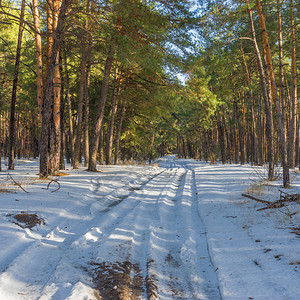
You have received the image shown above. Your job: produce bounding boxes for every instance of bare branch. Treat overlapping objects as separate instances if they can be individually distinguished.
[46,179,61,193]
[7,171,29,193]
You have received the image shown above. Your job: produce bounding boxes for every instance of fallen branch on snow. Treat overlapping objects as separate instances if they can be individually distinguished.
[46,179,60,193]
[7,170,29,194]
[241,192,300,211]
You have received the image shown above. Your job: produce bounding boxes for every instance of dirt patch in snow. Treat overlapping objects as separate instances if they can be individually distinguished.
[89,261,145,300]
[11,212,45,229]
[145,259,158,299]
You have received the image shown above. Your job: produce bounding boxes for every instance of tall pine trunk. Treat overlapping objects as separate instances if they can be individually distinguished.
[255,0,289,187]
[63,47,74,164]
[106,68,119,165]
[98,126,104,165]
[8,0,25,170]
[277,1,286,140]
[247,0,274,179]
[288,0,297,168]
[73,44,86,169]
[33,0,43,121]
[88,44,114,171]
[114,99,126,165]
[83,48,91,167]
[40,0,73,177]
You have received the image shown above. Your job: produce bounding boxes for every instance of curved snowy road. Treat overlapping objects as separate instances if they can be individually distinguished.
[0,157,220,299]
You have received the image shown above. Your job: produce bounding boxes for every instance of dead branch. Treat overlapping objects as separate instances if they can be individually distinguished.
[7,170,29,193]
[242,192,300,211]
[46,179,60,193]
[241,193,272,204]
[257,202,286,211]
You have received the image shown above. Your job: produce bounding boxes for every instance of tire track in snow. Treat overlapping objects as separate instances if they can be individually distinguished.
[151,157,221,299]
[176,170,221,299]
[69,168,184,299]
[146,168,189,299]
[0,167,163,299]
[37,168,173,299]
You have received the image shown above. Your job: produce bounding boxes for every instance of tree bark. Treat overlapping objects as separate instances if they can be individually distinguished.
[255,0,289,187]
[40,0,73,177]
[114,99,126,165]
[277,1,286,140]
[8,0,25,170]
[83,0,91,167]
[106,68,119,165]
[30,111,39,158]
[247,0,274,179]
[257,94,263,165]
[217,113,226,164]
[32,0,44,121]
[83,47,91,167]
[236,98,245,165]
[63,46,74,165]
[288,0,297,168]
[73,43,86,169]
[233,101,239,164]
[98,126,104,165]
[59,53,65,170]
[251,91,257,165]
[88,43,114,171]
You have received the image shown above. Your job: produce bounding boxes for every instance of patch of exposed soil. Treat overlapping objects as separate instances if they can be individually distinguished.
[12,212,45,229]
[145,259,157,300]
[89,261,145,300]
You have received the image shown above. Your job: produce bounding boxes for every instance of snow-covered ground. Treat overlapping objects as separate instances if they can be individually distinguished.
[0,156,299,299]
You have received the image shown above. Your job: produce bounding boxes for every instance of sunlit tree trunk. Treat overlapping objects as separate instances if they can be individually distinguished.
[277,1,286,140]
[233,101,239,164]
[246,0,274,179]
[73,44,86,169]
[106,68,119,165]
[255,0,289,187]
[83,43,91,167]
[236,97,245,165]
[33,0,43,121]
[114,99,126,165]
[240,42,257,165]
[88,44,114,171]
[83,0,91,167]
[8,0,25,170]
[59,55,65,170]
[251,91,257,165]
[288,0,297,168]
[40,0,73,177]
[257,94,263,165]
[63,47,74,164]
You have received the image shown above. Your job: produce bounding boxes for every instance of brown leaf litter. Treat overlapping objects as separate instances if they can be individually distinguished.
[8,212,45,229]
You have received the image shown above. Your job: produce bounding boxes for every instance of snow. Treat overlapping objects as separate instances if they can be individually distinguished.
[0,156,299,299]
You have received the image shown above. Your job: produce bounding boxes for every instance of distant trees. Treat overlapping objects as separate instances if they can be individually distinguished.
[0,0,298,188]
[0,0,194,173]
[182,0,298,187]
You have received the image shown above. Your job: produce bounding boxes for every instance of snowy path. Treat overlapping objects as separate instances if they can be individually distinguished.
[0,159,221,299]
[0,156,299,299]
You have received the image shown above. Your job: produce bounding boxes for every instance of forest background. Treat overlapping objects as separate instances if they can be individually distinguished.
[0,0,298,187]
